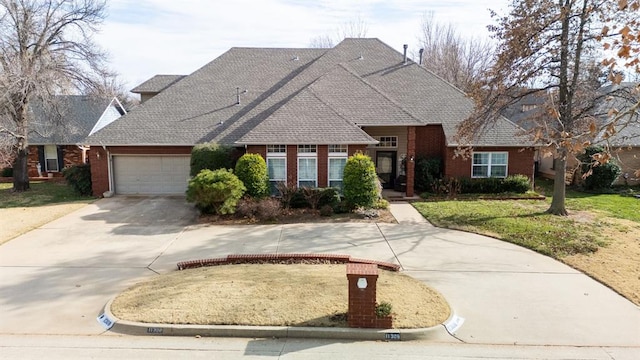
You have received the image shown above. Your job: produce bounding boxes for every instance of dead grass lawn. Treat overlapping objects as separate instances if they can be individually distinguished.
[111,264,450,329]
[562,217,640,305]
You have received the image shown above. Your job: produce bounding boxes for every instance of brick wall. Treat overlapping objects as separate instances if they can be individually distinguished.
[107,146,193,155]
[89,146,109,196]
[286,145,297,187]
[245,145,266,159]
[27,145,85,177]
[406,127,416,197]
[444,146,536,179]
[415,125,446,158]
[317,145,328,188]
[348,144,367,156]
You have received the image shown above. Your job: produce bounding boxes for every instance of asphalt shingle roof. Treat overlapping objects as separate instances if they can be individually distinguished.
[131,75,186,94]
[29,95,119,145]
[87,38,527,147]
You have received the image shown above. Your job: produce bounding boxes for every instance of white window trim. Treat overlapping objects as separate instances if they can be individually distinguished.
[44,145,59,172]
[328,144,348,155]
[471,151,509,178]
[373,136,398,148]
[297,156,317,188]
[267,146,287,192]
[328,156,348,189]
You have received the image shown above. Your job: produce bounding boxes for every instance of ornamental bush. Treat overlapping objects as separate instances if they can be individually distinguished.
[343,152,378,208]
[186,169,246,215]
[414,156,442,190]
[235,153,269,198]
[62,164,92,196]
[501,175,531,193]
[578,146,621,191]
[190,143,235,176]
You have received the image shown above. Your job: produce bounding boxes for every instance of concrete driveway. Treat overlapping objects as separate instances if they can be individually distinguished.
[0,197,638,346]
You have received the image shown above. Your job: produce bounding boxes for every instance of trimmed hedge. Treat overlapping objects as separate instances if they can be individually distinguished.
[343,152,378,208]
[459,175,531,194]
[235,153,269,198]
[190,143,235,176]
[186,169,246,215]
[287,187,341,209]
[62,164,92,196]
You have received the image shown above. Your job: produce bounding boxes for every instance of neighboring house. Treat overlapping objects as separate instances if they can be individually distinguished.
[503,84,640,186]
[594,83,640,185]
[27,95,126,177]
[85,38,534,197]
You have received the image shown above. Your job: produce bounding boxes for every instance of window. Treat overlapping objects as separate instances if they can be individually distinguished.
[374,136,397,148]
[267,145,286,153]
[472,152,508,178]
[521,104,538,112]
[328,158,347,190]
[267,145,286,195]
[298,158,317,187]
[44,145,59,172]
[297,144,317,153]
[297,145,317,187]
[328,144,348,154]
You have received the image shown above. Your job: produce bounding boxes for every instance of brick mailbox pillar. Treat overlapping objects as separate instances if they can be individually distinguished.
[346,263,392,329]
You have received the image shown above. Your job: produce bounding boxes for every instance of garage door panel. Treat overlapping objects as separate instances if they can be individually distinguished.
[113,156,190,195]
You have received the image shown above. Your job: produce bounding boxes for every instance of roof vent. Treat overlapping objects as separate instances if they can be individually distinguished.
[403,44,408,64]
[292,55,299,61]
[358,54,364,60]
[419,48,424,65]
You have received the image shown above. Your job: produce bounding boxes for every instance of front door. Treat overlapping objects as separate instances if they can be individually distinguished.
[376,151,396,189]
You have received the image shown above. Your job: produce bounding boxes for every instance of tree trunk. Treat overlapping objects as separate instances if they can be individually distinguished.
[547,154,568,216]
[12,146,30,192]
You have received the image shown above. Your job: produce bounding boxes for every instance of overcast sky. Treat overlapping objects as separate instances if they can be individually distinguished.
[95,0,508,92]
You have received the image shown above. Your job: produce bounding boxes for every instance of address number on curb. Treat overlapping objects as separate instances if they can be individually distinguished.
[385,333,401,341]
[97,313,114,330]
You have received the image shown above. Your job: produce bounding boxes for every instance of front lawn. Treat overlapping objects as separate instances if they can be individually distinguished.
[413,179,640,305]
[413,200,605,257]
[0,181,91,208]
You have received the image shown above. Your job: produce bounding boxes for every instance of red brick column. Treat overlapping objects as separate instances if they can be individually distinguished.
[286,145,297,187]
[347,263,379,328]
[406,126,416,197]
[317,145,328,188]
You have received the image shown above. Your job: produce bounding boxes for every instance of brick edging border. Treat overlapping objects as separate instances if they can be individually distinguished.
[177,253,401,272]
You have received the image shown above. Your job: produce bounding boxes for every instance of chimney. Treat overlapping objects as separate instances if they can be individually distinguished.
[236,87,240,105]
[403,44,408,64]
[419,48,424,65]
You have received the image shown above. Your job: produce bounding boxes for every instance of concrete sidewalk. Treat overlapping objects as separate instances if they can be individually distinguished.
[0,197,638,348]
[388,202,432,225]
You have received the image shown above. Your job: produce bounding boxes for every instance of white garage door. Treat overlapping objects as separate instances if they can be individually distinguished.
[113,156,190,195]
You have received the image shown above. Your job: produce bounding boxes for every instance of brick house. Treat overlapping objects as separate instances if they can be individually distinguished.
[85,38,534,197]
[27,95,126,178]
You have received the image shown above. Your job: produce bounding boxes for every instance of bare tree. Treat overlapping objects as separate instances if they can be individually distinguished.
[309,16,369,48]
[417,12,495,92]
[0,0,111,191]
[459,0,639,216]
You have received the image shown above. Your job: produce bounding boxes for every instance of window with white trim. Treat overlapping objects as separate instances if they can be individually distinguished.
[472,152,508,178]
[44,145,59,172]
[267,145,286,195]
[328,144,348,190]
[297,145,317,188]
[373,136,397,148]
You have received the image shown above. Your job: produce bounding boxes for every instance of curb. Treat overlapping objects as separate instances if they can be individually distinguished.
[100,298,453,341]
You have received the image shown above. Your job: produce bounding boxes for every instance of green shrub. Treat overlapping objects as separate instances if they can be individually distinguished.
[190,143,235,176]
[502,175,531,193]
[62,164,92,196]
[1,167,13,177]
[286,187,341,209]
[235,153,269,198]
[375,302,393,317]
[186,169,246,214]
[578,146,622,191]
[459,175,530,194]
[343,152,378,208]
[433,177,462,197]
[373,199,390,209]
[414,156,442,190]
